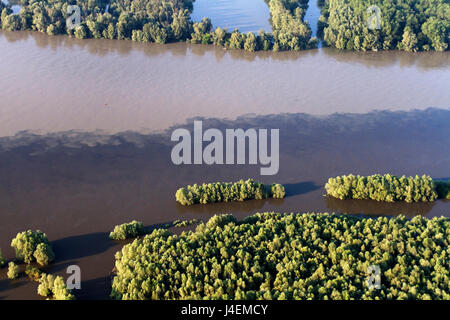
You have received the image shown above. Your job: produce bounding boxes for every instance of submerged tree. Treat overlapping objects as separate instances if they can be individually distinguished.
[11,230,55,265]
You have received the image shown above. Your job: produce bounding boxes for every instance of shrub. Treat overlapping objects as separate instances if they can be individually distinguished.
[270,183,286,199]
[175,179,286,206]
[11,230,55,265]
[7,262,20,280]
[109,221,145,240]
[33,243,55,266]
[325,174,439,203]
[173,219,199,228]
[0,249,5,267]
[25,266,42,282]
[38,274,75,300]
[111,213,449,300]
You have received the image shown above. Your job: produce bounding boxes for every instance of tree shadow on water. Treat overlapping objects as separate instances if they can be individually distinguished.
[325,196,436,218]
[76,276,113,300]
[0,278,28,292]
[51,232,114,261]
[284,181,321,197]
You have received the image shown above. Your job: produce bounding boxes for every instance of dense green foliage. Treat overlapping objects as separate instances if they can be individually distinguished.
[33,242,55,266]
[109,220,145,240]
[0,0,315,51]
[38,273,75,300]
[435,180,450,200]
[7,262,20,279]
[320,0,449,51]
[10,230,55,265]
[175,179,285,206]
[325,174,439,203]
[111,212,450,300]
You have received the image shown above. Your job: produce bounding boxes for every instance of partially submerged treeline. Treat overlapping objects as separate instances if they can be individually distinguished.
[319,0,449,52]
[0,0,316,51]
[325,174,450,202]
[176,179,286,206]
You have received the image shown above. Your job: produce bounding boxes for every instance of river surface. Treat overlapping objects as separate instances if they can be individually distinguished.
[0,0,449,300]
[0,30,449,137]
[192,0,272,33]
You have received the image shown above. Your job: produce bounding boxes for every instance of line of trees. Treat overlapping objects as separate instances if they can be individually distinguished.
[111,212,450,300]
[325,174,443,203]
[175,179,285,206]
[320,0,449,51]
[0,0,316,51]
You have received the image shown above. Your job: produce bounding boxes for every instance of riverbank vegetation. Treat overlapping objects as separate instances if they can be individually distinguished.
[11,230,55,266]
[111,212,450,300]
[320,0,449,51]
[325,174,445,203]
[175,179,285,206]
[0,0,315,51]
[109,220,145,240]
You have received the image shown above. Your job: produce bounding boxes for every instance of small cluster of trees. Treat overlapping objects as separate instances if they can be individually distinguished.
[325,174,440,203]
[4,230,56,279]
[0,0,316,51]
[320,0,449,51]
[109,220,145,240]
[175,179,285,206]
[111,212,449,300]
[11,230,55,266]
[38,273,75,300]
[3,230,73,299]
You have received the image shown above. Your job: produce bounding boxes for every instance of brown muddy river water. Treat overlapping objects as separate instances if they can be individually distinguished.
[0,26,449,299]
